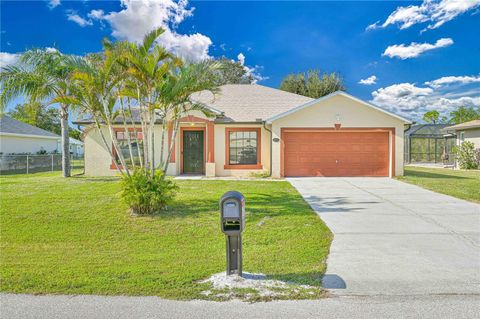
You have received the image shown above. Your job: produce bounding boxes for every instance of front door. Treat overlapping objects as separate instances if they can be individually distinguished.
[183,130,204,174]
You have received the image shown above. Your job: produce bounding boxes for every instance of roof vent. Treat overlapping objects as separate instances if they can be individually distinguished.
[255,118,263,122]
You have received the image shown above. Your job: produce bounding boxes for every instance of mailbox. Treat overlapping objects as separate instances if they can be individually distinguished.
[220,191,245,276]
[220,191,245,235]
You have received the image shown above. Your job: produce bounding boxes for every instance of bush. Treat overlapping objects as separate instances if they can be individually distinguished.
[121,169,178,215]
[453,141,479,170]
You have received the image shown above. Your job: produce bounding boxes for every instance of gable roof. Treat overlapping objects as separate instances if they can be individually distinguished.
[191,84,314,122]
[0,115,60,138]
[444,119,480,131]
[266,91,412,124]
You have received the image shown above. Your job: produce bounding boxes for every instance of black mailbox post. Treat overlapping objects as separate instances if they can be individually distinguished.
[220,191,245,276]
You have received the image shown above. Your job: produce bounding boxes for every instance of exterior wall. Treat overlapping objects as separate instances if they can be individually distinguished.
[83,126,116,176]
[453,128,480,169]
[84,125,171,176]
[83,110,212,176]
[270,94,406,178]
[213,124,271,177]
[455,128,480,148]
[0,135,60,154]
[69,144,84,157]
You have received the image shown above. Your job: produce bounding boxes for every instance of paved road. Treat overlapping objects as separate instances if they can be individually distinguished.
[288,177,480,296]
[1,293,479,319]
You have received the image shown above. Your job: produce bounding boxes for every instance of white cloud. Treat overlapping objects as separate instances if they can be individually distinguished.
[88,9,105,20]
[0,52,19,68]
[45,47,59,53]
[371,81,480,120]
[425,75,480,88]
[366,21,380,31]
[368,0,480,31]
[382,38,453,59]
[48,0,61,9]
[359,75,377,85]
[237,53,245,66]
[236,52,267,84]
[67,11,93,27]
[91,0,211,61]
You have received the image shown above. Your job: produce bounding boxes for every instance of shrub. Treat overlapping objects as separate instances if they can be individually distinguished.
[249,170,270,178]
[121,169,178,215]
[453,141,479,170]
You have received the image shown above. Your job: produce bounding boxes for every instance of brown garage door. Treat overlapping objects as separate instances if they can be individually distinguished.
[283,131,390,177]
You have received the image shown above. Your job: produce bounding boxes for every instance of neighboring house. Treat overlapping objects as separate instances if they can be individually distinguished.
[75,84,410,178]
[69,138,84,157]
[444,119,480,149]
[0,115,60,154]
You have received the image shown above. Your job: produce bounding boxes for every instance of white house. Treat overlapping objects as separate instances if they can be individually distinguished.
[0,115,61,154]
[69,137,84,157]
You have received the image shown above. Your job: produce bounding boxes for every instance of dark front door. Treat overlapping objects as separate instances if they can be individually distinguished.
[183,130,204,174]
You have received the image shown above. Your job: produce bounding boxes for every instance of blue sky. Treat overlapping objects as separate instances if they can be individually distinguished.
[1,0,480,121]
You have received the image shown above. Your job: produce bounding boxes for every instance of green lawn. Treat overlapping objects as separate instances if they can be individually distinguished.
[0,172,331,300]
[397,166,480,203]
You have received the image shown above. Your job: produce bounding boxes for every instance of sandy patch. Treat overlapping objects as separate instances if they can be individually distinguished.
[200,272,323,301]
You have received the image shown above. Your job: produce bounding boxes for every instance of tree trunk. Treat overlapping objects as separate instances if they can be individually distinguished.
[120,99,135,168]
[127,101,143,168]
[159,120,166,169]
[60,105,71,177]
[149,109,155,178]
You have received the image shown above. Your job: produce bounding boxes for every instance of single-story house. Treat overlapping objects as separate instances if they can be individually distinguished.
[69,137,84,157]
[0,115,61,154]
[444,120,480,149]
[76,84,411,178]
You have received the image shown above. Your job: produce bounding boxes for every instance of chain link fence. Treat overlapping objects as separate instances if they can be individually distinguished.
[0,154,84,175]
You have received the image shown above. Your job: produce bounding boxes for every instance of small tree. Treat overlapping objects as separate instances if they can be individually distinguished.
[212,57,253,85]
[453,141,478,169]
[423,110,440,124]
[60,28,220,214]
[449,106,480,124]
[279,70,345,98]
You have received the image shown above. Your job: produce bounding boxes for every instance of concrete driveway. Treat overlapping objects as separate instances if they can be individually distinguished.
[288,177,480,296]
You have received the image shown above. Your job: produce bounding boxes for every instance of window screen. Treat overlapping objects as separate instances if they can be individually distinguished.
[115,131,144,167]
[229,131,258,165]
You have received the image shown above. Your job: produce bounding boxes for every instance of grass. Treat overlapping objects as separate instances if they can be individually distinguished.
[0,172,332,300]
[397,166,480,203]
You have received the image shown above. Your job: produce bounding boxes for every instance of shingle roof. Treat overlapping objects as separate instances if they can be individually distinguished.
[0,115,60,138]
[74,108,163,125]
[444,120,480,131]
[191,84,314,122]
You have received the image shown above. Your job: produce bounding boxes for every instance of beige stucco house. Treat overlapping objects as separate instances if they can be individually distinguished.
[76,84,411,178]
[444,120,480,149]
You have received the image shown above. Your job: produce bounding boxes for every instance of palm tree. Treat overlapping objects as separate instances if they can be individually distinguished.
[0,49,75,177]
[159,60,221,172]
[58,51,132,176]
[118,28,179,177]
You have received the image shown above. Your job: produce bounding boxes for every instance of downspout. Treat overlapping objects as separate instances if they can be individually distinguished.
[404,123,414,164]
[263,121,273,177]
